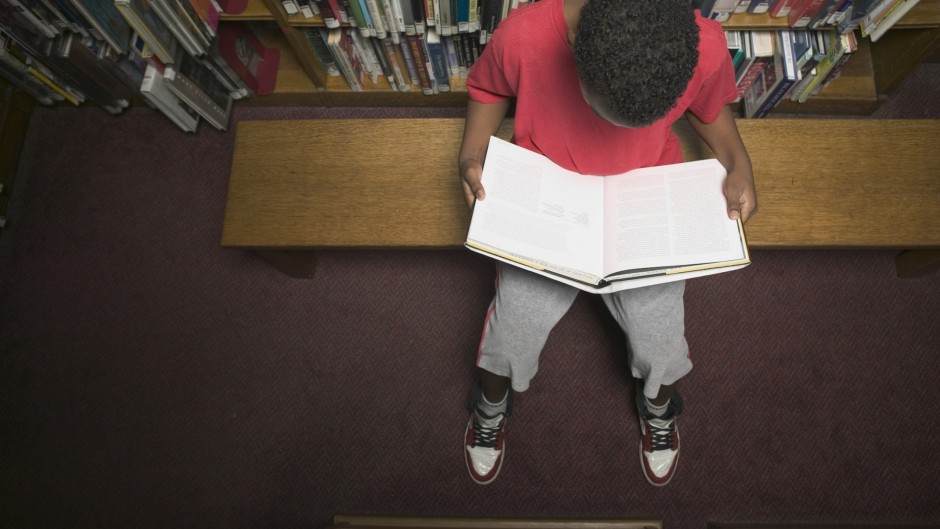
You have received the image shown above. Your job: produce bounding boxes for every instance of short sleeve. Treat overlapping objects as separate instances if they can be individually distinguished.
[686,26,739,124]
[466,29,517,103]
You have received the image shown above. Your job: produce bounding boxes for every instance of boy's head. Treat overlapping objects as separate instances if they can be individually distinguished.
[573,0,700,128]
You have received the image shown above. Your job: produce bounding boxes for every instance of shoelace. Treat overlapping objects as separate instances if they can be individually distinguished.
[472,413,503,449]
[647,417,675,451]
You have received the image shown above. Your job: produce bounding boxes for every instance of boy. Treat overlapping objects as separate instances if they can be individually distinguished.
[459,0,757,486]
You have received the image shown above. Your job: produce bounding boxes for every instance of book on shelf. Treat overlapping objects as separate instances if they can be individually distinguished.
[426,0,440,28]
[324,28,363,90]
[4,0,60,38]
[162,48,234,130]
[51,31,132,112]
[794,29,856,101]
[363,0,388,38]
[411,0,427,33]
[63,0,132,53]
[424,28,450,92]
[405,32,436,94]
[465,136,751,293]
[328,0,352,24]
[742,30,802,117]
[139,63,200,132]
[747,0,772,13]
[196,43,252,99]
[0,35,63,105]
[35,0,88,38]
[769,0,801,17]
[115,0,179,64]
[149,0,210,56]
[216,23,280,95]
[806,0,845,28]
[380,35,410,90]
[301,27,341,77]
[788,0,828,27]
[479,0,504,43]
[311,0,342,28]
[734,30,775,102]
[862,0,922,42]
[396,35,422,86]
[186,0,220,37]
[835,0,882,33]
[400,0,417,35]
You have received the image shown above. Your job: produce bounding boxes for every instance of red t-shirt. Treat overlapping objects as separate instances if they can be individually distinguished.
[467,0,738,175]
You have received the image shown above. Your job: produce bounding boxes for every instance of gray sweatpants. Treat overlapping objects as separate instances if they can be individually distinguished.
[476,263,692,400]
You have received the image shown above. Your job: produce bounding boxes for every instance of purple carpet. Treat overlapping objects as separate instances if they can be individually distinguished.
[1,64,939,529]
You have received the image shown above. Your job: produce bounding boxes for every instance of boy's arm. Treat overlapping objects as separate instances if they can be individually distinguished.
[684,105,758,223]
[458,99,511,208]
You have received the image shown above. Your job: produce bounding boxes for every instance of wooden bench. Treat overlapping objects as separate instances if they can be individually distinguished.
[221,118,940,278]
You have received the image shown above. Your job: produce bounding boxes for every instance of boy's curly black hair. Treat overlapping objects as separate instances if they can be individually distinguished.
[574,0,700,127]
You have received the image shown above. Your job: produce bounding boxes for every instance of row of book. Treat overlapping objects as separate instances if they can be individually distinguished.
[284,0,530,44]
[303,26,483,94]
[699,0,921,41]
[728,27,859,117]
[0,0,279,132]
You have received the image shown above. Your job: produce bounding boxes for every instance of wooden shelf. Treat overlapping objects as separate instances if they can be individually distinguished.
[222,0,940,113]
[725,0,940,29]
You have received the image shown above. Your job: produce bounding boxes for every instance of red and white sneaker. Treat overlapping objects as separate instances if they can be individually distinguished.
[637,385,684,486]
[464,385,513,485]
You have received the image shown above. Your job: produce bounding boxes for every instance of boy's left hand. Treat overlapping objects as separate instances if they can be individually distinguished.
[723,167,758,223]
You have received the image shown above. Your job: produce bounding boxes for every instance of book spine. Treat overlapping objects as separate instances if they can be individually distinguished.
[405,33,435,94]
[425,30,450,92]
[396,37,421,86]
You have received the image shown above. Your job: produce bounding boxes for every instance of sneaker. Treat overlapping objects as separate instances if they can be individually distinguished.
[636,382,683,486]
[464,384,513,485]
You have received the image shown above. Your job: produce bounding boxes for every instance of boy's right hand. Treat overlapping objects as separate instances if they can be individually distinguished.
[460,159,486,208]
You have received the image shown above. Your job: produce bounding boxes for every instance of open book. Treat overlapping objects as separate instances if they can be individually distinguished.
[465,136,750,293]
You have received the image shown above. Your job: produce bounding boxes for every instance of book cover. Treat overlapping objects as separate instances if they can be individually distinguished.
[747,0,771,13]
[37,0,86,36]
[325,28,363,91]
[769,0,801,17]
[162,48,234,130]
[479,0,504,44]
[788,0,827,27]
[735,30,774,101]
[405,33,435,94]
[52,32,131,109]
[745,31,801,117]
[301,27,341,77]
[64,0,132,53]
[380,36,410,90]
[863,0,921,41]
[311,0,341,27]
[139,63,200,132]
[410,0,426,33]
[396,36,421,87]
[424,28,450,92]
[4,0,59,38]
[150,0,207,56]
[216,23,280,95]
[466,136,750,293]
[115,0,179,64]
[0,35,62,105]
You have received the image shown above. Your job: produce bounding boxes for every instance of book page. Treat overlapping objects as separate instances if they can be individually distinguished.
[601,158,746,275]
[466,137,605,280]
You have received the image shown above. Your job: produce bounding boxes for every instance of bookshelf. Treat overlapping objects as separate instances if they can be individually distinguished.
[0,78,34,231]
[221,0,940,114]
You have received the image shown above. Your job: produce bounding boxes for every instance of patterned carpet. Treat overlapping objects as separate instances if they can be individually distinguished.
[1,64,938,529]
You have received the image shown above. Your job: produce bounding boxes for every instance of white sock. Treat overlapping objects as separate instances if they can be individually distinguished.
[645,398,669,418]
[477,391,508,418]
